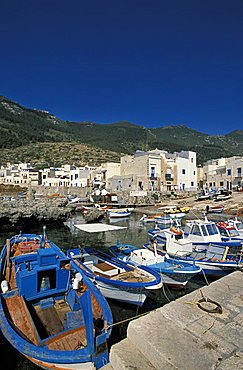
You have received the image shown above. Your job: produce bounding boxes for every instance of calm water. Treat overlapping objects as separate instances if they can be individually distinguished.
[0,212,210,369]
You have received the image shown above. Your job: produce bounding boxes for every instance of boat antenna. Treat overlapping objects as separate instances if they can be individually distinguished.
[40,225,47,248]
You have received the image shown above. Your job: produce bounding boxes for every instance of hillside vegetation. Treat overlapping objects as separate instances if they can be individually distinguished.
[0,96,242,167]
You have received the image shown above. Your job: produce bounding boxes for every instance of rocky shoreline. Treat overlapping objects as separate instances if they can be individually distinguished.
[0,196,75,231]
[0,188,243,231]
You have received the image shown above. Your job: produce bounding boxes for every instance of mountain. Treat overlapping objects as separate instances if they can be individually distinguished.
[0,96,242,167]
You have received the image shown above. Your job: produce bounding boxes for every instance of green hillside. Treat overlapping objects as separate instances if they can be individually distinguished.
[0,96,242,166]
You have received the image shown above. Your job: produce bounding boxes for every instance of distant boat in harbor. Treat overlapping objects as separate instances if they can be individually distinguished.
[205,204,224,214]
[106,210,132,218]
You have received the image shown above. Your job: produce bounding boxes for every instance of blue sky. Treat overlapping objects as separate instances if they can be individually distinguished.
[1,0,242,135]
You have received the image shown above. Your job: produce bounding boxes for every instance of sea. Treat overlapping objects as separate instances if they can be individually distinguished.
[0,211,211,370]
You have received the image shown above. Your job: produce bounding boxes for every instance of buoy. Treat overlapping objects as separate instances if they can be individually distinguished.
[1,280,9,293]
[73,272,83,290]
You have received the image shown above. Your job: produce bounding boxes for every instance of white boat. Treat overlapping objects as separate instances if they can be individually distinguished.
[148,218,243,276]
[195,190,211,201]
[216,221,243,241]
[205,204,224,213]
[148,217,243,254]
[109,243,201,290]
[67,247,162,306]
[214,188,232,201]
[107,210,131,218]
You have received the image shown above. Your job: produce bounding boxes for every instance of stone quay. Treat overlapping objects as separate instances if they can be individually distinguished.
[103,271,243,370]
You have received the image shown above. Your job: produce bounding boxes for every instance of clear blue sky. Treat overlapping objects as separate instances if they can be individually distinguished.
[1,0,242,135]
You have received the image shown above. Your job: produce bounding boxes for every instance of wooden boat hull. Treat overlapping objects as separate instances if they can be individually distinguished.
[24,355,96,370]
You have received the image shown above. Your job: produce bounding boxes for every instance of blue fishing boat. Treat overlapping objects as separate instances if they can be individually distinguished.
[148,217,243,250]
[109,242,201,290]
[147,226,243,277]
[67,247,162,306]
[0,228,112,370]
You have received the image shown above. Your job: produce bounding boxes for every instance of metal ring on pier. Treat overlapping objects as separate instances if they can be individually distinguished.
[197,297,223,314]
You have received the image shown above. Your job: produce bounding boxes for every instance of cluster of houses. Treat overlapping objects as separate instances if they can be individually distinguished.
[0,149,243,194]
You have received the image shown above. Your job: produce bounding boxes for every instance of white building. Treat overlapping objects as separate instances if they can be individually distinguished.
[70,166,96,187]
[118,149,197,192]
[203,156,243,190]
[172,151,197,191]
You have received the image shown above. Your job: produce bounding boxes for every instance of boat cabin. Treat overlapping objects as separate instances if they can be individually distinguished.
[130,248,163,265]
[13,246,70,301]
[184,219,222,243]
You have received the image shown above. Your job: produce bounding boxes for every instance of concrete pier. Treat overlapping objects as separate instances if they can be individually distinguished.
[103,271,243,369]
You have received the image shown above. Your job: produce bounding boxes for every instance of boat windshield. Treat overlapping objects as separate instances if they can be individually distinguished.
[219,228,229,237]
[201,225,208,236]
[191,224,201,236]
[206,223,218,236]
[236,222,243,230]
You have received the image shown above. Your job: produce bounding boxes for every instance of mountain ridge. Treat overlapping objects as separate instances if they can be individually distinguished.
[0,96,242,167]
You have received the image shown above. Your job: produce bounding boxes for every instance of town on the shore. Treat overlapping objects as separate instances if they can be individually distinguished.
[0,149,243,197]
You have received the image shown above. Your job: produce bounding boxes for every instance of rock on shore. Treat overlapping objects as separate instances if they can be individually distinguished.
[0,196,75,230]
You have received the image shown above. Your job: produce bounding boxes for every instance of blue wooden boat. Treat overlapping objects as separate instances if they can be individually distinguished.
[0,228,112,370]
[67,247,162,306]
[109,242,201,290]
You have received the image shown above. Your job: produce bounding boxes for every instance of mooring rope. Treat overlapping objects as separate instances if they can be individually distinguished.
[183,289,223,314]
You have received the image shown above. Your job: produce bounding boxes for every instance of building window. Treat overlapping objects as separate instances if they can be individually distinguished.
[227,169,231,176]
[191,182,194,186]
[182,169,186,175]
[150,166,155,178]
[193,171,196,175]
[237,168,242,176]
[220,181,224,187]
[191,158,193,163]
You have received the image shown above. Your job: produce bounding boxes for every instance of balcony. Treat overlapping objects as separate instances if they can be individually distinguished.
[165,174,174,181]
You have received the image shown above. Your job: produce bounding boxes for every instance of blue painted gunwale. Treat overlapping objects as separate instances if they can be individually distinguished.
[109,244,201,276]
[67,247,162,289]
[149,245,243,277]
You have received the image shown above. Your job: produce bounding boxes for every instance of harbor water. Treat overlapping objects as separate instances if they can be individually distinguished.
[0,212,210,370]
